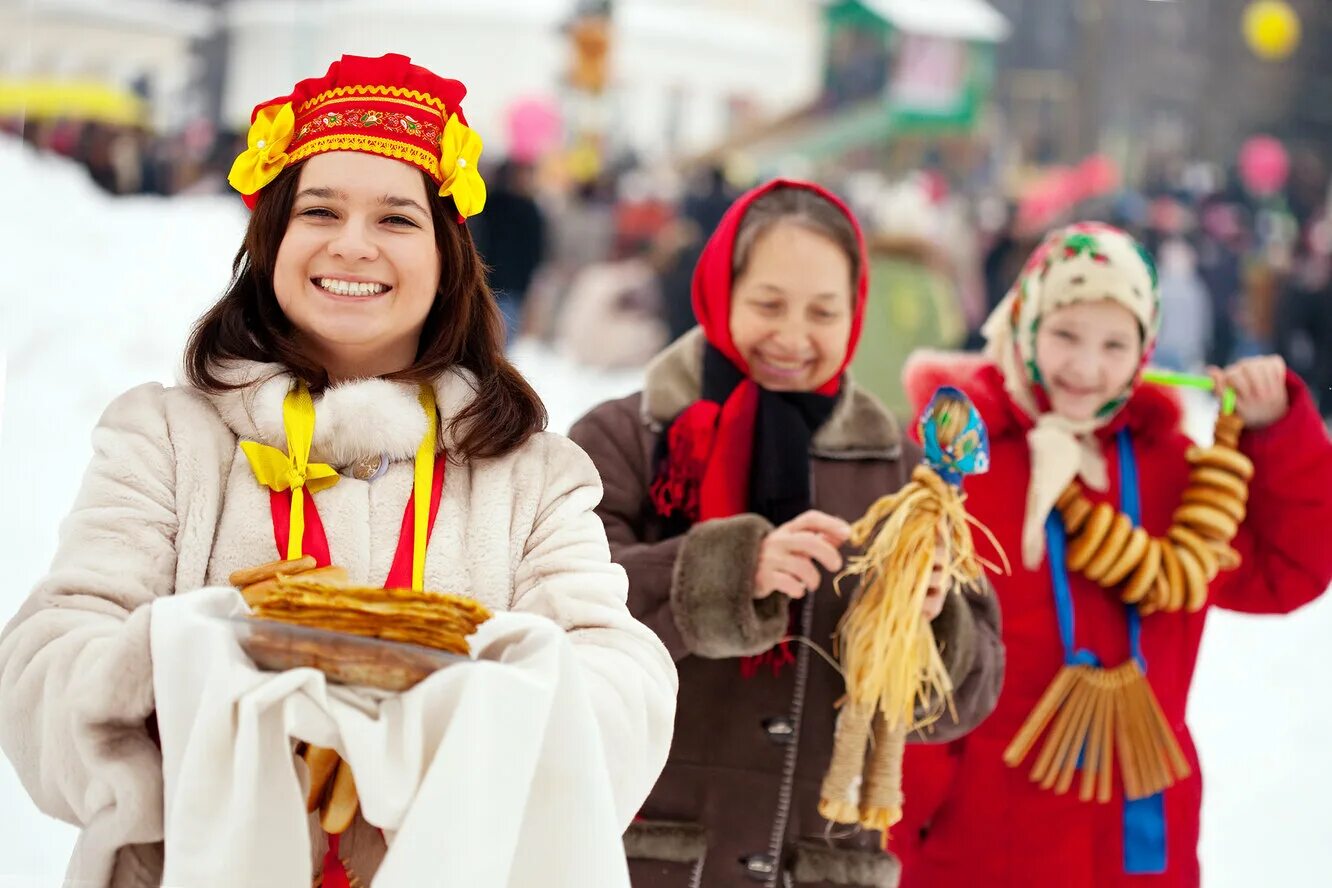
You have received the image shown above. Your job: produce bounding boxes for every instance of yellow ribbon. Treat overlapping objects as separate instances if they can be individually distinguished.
[240,382,438,587]
[240,383,340,561]
[412,387,438,592]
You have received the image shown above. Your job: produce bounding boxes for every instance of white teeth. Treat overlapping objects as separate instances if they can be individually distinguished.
[317,278,388,297]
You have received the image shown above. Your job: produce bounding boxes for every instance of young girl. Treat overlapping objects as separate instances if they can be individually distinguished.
[0,53,675,887]
[896,222,1332,887]
[569,179,1004,888]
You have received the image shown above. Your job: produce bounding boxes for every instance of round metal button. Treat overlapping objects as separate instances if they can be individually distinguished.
[740,853,777,881]
[762,716,795,743]
[348,453,388,481]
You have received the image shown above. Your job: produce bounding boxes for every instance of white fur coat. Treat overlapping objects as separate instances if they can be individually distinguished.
[0,363,677,887]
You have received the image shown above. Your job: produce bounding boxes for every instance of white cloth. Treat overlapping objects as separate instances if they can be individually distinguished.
[151,587,631,888]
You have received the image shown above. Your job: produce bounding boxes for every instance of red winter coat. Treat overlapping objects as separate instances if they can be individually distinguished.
[893,354,1332,888]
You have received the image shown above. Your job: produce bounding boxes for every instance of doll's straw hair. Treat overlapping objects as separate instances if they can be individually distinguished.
[834,465,1007,732]
[820,462,1008,833]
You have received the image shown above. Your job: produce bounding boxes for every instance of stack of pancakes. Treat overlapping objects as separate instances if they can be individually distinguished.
[229,558,491,690]
[253,578,492,656]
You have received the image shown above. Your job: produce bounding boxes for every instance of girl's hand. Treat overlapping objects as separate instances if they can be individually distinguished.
[1208,356,1290,431]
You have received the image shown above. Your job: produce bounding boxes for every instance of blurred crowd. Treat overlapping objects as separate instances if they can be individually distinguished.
[8,112,1330,422]
[2,116,245,197]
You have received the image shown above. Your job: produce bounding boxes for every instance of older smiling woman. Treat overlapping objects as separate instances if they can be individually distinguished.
[570,179,1004,888]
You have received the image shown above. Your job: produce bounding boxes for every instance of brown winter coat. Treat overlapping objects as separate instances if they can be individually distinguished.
[569,330,1005,888]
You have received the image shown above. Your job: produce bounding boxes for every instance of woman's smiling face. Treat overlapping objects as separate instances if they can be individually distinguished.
[728,221,854,392]
[272,151,441,375]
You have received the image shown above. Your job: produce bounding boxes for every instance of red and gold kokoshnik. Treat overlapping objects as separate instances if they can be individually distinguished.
[288,88,447,180]
[227,53,487,219]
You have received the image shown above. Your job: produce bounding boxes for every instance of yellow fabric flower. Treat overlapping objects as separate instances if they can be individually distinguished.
[438,114,486,218]
[228,102,296,197]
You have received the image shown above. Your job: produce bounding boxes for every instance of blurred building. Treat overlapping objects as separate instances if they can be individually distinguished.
[218,0,821,162]
[0,0,216,132]
[989,0,1332,171]
[688,0,1011,180]
[611,0,821,160]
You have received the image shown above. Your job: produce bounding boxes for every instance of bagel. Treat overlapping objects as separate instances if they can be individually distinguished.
[1101,527,1151,588]
[229,555,318,588]
[1122,538,1162,604]
[1174,503,1240,542]
[1067,503,1116,572]
[1062,496,1095,535]
[1214,413,1245,449]
[1056,483,1084,511]
[1168,525,1220,579]
[1086,514,1135,583]
[1173,546,1207,614]
[303,745,341,813]
[1189,467,1249,502]
[1158,537,1184,605]
[1140,569,1169,615]
[1181,486,1245,524]
[1138,595,1159,617]
[1186,445,1255,481]
[1210,540,1242,572]
[320,759,360,835]
[1185,566,1210,612]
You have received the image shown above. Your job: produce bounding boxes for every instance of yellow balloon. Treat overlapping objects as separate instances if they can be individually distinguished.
[1243,1,1301,61]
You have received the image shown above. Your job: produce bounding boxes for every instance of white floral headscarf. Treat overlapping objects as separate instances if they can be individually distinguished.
[980,222,1161,569]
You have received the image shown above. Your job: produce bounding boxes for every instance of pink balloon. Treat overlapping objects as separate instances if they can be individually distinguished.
[1076,153,1120,196]
[1014,155,1119,233]
[1238,135,1289,196]
[505,98,562,163]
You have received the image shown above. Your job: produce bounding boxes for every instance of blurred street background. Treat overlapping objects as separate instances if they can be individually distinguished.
[1,2,1330,885]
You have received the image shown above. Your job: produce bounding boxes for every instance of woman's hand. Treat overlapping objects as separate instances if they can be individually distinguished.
[1209,355,1290,431]
[753,510,852,600]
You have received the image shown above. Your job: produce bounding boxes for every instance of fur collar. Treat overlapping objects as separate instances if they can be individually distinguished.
[641,328,903,459]
[195,362,484,466]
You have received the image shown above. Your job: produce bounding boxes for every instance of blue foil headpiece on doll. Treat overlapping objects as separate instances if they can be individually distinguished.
[919,386,990,486]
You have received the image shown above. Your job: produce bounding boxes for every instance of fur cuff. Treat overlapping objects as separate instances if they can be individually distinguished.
[623,819,708,863]
[670,514,786,658]
[790,841,900,887]
[932,583,979,688]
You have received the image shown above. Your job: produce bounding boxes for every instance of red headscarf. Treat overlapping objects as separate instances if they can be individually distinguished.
[649,179,870,524]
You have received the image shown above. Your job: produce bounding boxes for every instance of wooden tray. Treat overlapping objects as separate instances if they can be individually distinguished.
[228,617,467,692]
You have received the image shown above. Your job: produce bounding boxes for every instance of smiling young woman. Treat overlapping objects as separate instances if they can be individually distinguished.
[0,52,675,888]
[185,131,536,459]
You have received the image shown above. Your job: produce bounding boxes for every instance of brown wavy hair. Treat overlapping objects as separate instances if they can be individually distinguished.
[184,161,547,461]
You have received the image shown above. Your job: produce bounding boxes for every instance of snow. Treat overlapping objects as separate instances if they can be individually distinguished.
[0,137,1328,886]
